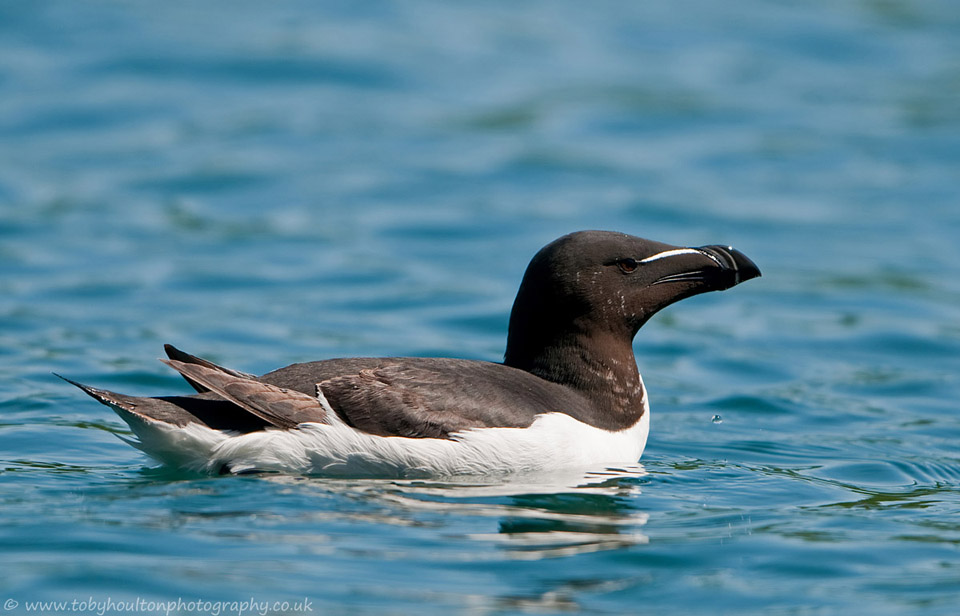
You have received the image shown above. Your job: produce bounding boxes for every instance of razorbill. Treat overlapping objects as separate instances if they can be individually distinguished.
[59,230,760,477]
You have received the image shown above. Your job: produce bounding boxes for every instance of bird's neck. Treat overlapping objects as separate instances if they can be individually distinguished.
[504,325,646,421]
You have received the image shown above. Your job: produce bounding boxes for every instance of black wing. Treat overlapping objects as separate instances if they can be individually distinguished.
[67,348,593,439]
[312,359,587,439]
[164,344,257,393]
[161,359,326,430]
[158,355,578,438]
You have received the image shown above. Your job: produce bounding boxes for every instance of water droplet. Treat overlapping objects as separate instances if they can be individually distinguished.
[711,414,723,424]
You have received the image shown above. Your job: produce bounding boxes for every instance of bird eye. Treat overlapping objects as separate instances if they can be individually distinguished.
[617,258,639,274]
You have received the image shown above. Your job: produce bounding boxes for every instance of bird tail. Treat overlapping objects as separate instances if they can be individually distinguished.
[54,373,228,473]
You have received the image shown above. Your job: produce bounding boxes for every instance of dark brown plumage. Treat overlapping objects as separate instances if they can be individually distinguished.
[62,231,760,439]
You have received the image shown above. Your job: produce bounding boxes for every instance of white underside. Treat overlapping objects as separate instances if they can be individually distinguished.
[113,383,651,478]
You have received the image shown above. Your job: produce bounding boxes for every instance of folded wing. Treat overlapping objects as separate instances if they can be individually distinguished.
[317,361,561,438]
[161,359,326,429]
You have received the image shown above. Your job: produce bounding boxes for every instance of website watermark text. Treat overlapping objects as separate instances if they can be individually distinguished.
[3,596,312,616]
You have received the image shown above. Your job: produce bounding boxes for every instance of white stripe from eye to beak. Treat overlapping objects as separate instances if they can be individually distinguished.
[639,248,704,264]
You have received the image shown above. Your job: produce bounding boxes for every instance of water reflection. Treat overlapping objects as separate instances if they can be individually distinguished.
[267,464,652,561]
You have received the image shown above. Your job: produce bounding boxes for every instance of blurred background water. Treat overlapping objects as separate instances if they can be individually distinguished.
[2,1,960,614]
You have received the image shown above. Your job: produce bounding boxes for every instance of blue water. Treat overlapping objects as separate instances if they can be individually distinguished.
[3,1,960,614]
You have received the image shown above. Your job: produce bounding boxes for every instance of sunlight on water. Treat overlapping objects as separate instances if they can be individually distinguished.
[2,0,960,614]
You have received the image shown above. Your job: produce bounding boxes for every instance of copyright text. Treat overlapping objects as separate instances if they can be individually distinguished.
[3,596,313,616]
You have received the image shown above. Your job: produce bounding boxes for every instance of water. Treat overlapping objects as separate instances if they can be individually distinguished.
[2,1,960,613]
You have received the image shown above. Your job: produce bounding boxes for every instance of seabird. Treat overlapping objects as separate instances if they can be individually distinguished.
[60,230,760,477]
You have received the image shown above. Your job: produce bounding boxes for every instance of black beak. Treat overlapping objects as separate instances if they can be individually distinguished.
[697,245,762,290]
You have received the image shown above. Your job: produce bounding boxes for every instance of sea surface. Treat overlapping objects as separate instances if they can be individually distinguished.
[2,1,960,614]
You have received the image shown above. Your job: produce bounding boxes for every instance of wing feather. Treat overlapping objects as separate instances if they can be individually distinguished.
[318,362,544,439]
[163,344,257,393]
[161,359,325,429]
